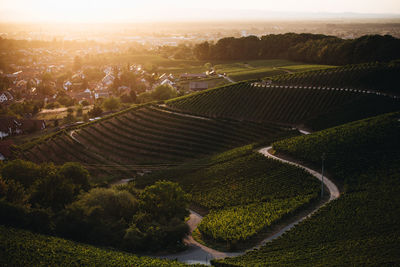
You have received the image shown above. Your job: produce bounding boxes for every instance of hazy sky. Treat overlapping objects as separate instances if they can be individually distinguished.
[1,0,400,22]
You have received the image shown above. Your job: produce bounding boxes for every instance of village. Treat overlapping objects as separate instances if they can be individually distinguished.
[0,45,225,160]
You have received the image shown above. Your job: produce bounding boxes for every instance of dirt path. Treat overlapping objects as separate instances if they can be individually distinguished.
[153,145,340,265]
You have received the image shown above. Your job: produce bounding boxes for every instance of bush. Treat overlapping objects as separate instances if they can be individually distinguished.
[45,102,60,109]
[103,97,120,111]
[1,159,40,187]
[88,105,103,117]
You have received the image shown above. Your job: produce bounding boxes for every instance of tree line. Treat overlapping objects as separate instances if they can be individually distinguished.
[193,33,400,65]
[0,160,190,252]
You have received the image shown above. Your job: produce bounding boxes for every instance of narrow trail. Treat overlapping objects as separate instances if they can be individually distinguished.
[155,145,340,265]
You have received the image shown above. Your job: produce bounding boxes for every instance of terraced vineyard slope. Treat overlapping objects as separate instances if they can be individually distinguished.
[0,225,188,267]
[269,61,400,95]
[17,105,289,178]
[136,144,320,249]
[167,81,399,129]
[215,112,400,266]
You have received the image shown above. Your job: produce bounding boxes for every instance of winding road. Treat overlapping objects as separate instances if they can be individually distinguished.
[156,145,340,265]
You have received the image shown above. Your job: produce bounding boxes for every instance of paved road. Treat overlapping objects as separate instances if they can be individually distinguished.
[155,145,340,265]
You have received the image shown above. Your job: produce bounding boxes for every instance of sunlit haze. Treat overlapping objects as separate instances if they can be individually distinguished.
[1,0,400,22]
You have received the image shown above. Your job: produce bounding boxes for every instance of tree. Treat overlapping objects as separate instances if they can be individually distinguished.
[57,162,90,194]
[88,105,103,117]
[194,41,210,60]
[102,97,120,111]
[57,188,138,246]
[124,181,190,251]
[1,160,40,188]
[138,181,189,221]
[151,84,177,101]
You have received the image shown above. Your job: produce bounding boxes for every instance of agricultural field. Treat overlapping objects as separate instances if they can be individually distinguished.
[0,225,189,267]
[213,59,333,81]
[215,112,400,266]
[136,144,320,247]
[16,104,291,181]
[269,61,400,94]
[167,81,399,129]
[197,195,315,243]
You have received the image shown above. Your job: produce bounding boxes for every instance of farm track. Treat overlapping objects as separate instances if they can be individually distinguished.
[151,145,340,265]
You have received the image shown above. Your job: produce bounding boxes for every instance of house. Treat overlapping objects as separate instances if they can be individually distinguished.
[189,81,209,91]
[160,79,175,86]
[94,89,109,99]
[0,92,14,104]
[0,117,46,139]
[0,139,13,161]
[63,80,72,90]
[71,89,93,103]
[101,73,115,87]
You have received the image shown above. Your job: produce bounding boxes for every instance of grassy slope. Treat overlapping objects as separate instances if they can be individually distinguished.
[167,82,399,129]
[216,112,400,266]
[0,225,190,267]
[136,143,320,245]
[214,59,333,81]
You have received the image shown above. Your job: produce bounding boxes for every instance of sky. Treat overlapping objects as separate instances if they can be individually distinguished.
[0,0,400,22]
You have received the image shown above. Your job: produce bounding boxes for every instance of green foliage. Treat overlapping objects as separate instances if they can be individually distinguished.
[57,162,90,192]
[273,112,400,185]
[0,225,188,266]
[138,85,178,103]
[167,81,398,128]
[68,187,138,223]
[137,145,319,247]
[1,160,91,211]
[103,97,121,111]
[216,112,400,266]
[125,181,190,251]
[139,181,190,221]
[194,33,400,65]
[198,195,314,242]
[20,105,290,173]
[88,105,103,117]
[1,159,40,187]
[270,61,400,95]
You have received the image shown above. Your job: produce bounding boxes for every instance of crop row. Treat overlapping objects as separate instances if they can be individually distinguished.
[215,112,400,266]
[167,82,370,125]
[22,105,288,171]
[0,225,187,266]
[269,61,400,95]
[198,195,315,242]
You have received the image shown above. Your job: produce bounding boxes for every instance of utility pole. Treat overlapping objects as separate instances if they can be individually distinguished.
[321,153,326,199]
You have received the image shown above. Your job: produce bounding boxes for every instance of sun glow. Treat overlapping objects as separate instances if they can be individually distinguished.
[0,0,399,23]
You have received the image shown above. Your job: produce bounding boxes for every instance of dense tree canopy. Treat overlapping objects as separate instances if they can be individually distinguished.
[194,33,400,65]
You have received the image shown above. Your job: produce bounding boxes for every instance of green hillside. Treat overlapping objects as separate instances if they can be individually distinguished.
[136,144,320,248]
[269,61,400,94]
[0,225,189,267]
[18,105,290,180]
[167,81,399,129]
[215,112,400,266]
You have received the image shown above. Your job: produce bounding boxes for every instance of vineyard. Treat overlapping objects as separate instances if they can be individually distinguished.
[0,225,188,266]
[197,195,315,242]
[136,144,320,246]
[166,81,399,129]
[268,61,400,94]
[273,112,400,183]
[17,105,289,179]
[215,112,400,266]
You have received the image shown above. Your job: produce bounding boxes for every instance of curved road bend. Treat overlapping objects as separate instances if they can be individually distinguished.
[155,146,340,265]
